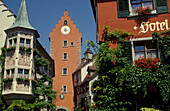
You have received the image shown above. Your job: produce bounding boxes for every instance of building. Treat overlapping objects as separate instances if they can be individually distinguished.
[0,0,16,55]
[1,1,54,110]
[50,11,82,111]
[72,48,97,110]
[90,0,170,110]
[0,0,16,88]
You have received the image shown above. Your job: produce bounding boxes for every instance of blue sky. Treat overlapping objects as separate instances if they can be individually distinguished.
[4,0,96,57]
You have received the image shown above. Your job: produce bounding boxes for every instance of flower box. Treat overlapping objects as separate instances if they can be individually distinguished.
[20,46,26,50]
[33,48,39,55]
[134,57,161,70]
[26,47,32,51]
[133,6,155,16]
[16,77,24,81]
[6,46,16,52]
[3,77,13,82]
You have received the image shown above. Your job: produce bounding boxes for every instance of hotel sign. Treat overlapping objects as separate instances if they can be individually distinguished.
[134,19,169,34]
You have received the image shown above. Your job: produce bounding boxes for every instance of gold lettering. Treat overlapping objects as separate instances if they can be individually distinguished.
[149,23,156,31]
[156,21,160,31]
[160,22,165,30]
[165,19,170,30]
[139,22,149,33]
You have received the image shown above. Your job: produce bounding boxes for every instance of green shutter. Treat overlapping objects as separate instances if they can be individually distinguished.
[117,0,129,18]
[155,0,168,13]
[121,41,132,62]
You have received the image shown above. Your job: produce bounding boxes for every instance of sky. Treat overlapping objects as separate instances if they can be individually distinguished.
[4,0,96,57]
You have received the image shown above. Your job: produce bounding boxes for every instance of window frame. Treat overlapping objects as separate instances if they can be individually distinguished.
[70,42,74,47]
[63,52,68,60]
[129,0,155,16]
[63,40,68,47]
[62,85,67,93]
[130,37,160,61]
[18,69,23,78]
[62,68,68,76]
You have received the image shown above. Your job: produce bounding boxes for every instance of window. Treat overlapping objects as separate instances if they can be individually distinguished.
[26,39,30,48]
[117,0,168,17]
[70,42,74,46]
[64,20,68,25]
[11,69,14,78]
[63,53,68,60]
[18,69,23,78]
[62,68,68,75]
[9,40,12,47]
[20,38,24,46]
[133,40,158,60]
[6,70,10,78]
[24,70,29,78]
[63,40,68,47]
[14,38,17,47]
[131,0,154,11]
[63,85,67,93]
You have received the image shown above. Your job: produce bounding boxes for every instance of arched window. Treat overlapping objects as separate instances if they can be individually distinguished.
[64,20,67,25]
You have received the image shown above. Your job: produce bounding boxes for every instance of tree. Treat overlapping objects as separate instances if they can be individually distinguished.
[88,26,170,111]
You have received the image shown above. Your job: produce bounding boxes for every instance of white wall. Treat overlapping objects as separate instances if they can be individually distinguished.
[0,1,15,54]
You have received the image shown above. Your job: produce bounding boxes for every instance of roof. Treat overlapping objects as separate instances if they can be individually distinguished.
[72,54,98,74]
[6,0,35,31]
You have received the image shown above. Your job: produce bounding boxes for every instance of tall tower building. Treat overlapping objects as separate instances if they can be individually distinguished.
[50,11,82,111]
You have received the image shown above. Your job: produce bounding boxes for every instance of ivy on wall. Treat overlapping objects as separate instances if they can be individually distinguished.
[87,26,170,111]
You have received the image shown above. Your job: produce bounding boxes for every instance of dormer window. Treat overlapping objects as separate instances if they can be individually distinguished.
[64,20,68,25]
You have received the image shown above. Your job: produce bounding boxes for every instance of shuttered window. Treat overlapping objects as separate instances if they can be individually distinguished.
[117,0,129,17]
[155,0,168,13]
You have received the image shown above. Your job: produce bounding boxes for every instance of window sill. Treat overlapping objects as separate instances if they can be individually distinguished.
[128,10,158,20]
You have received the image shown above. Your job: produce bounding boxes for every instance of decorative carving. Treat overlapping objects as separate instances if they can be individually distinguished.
[16,81,29,92]
[4,82,13,92]
[6,51,15,66]
[18,51,31,66]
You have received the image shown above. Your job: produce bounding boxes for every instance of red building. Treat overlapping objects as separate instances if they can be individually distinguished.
[90,0,170,110]
[49,11,82,111]
[91,0,170,61]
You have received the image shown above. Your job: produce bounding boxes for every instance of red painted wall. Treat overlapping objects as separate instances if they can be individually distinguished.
[97,0,170,43]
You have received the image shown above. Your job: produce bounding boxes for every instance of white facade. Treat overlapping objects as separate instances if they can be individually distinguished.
[0,0,15,54]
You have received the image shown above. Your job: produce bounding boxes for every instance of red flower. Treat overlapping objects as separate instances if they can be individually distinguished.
[87,75,90,79]
[82,107,85,110]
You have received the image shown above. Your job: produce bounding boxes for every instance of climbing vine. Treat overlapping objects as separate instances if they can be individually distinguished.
[88,26,170,111]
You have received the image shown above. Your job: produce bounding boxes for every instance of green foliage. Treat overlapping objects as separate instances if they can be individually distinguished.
[141,107,163,111]
[88,27,170,110]
[4,100,35,111]
[0,47,6,110]
[34,57,57,110]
